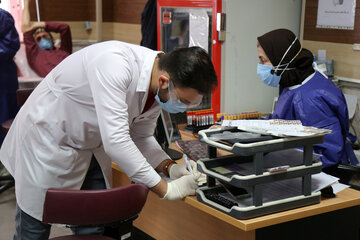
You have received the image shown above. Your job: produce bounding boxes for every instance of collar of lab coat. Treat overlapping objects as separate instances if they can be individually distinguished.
[137,50,163,111]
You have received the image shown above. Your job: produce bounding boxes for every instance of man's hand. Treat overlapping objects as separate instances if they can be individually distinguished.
[22,0,45,33]
[169,160,197,179]
[161,173,201,200]
[22,22,45,34]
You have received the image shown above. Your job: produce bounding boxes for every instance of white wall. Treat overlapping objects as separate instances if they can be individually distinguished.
[221,0,302,113]
[0,1,10,11]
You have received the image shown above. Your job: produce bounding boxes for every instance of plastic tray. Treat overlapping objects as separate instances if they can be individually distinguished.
[198,127,325,156]
[196,128,325,218]
[196,184,321,220]
[197,149,322,188]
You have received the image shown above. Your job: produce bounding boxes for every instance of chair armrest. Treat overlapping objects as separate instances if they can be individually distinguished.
[338,164,360,172]
[1,119,14,134]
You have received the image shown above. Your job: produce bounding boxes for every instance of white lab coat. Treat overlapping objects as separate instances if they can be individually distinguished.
[0,41,169,221]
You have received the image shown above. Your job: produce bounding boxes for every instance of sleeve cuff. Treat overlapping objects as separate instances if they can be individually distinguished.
[130,167,161,188]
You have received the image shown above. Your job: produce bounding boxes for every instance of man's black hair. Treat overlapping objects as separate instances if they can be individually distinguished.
[34,28,54,40]
[158,46,218,95]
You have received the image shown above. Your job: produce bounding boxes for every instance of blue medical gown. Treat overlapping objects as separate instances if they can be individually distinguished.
[0,9,20,144]
[270,71,358,168]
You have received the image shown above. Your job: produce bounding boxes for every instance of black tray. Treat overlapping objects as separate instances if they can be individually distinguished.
[198,127,325,156]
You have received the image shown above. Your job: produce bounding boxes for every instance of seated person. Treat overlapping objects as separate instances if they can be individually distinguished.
[21,0,72,77]
[256,28,358,173]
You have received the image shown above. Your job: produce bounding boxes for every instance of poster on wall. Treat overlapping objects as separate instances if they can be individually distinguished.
[316,0,356,30]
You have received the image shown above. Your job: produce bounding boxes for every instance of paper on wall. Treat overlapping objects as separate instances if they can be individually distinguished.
[189,9,209,52]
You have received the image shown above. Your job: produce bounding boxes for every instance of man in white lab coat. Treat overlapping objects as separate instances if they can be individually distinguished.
[0,41,218,239]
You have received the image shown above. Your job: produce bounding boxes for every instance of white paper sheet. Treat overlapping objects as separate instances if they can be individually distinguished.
[316,0,356,30]
[189,9,209,52]
[219,172,343,207]
[311,172,339,193]
[221,119,331,137]
[331,182,350,194]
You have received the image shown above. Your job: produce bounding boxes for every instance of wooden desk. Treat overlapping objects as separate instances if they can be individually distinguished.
[112,128,360,240]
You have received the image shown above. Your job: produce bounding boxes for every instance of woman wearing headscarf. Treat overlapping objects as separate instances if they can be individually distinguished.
[256,28,358,173]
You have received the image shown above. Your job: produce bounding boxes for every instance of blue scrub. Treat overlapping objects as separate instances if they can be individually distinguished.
[270,71,358,168]
[0,9,20,144]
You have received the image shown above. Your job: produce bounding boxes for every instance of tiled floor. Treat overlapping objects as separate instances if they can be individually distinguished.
[0,187,71,239]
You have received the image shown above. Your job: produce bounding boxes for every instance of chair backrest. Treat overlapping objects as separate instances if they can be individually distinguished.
[16,88,34,107]
[1,88,34,134]
[42,184,149,226]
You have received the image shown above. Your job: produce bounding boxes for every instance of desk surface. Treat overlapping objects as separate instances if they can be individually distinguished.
[184,187,360,231]
[111,126,360,239]
[112,163,360,232]
[175,126,360,231]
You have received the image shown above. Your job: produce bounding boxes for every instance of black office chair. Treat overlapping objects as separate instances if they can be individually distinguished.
[322,145,360,191]
[0,88,34,194]
[42,184,149,240]
[337,163,360,190]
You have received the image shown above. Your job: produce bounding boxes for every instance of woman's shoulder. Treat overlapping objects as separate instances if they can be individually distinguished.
[301,72,337,91]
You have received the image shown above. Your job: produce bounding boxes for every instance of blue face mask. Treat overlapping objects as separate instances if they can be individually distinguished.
[155,88,188,114]
[258,37,301,88]
[38,38,53,50]
[257,63,281,87]
[155,93,188,114]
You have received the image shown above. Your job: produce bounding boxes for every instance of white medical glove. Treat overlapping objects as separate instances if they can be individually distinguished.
[161,172,201,201]
[169,160,197,179]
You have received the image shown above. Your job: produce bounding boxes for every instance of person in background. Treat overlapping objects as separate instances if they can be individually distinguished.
[0,42,218,239]
[21,0,72,77]
[167,19,189,52]
[0,6,20,145]
[256,28,358,174]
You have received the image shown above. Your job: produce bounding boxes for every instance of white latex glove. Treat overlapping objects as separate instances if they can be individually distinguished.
[169,160,197,179]
[161,173,201,201]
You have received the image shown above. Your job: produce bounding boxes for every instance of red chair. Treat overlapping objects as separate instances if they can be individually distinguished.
[42,184,149,240]
[1,88,34,134]
[0,88,34,194]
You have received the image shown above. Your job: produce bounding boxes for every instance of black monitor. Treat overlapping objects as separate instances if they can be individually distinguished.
[157,109,183,160]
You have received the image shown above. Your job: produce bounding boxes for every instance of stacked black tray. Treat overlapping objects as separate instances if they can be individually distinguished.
[196,127,325,219]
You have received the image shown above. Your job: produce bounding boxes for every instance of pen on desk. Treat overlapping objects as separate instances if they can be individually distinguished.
[183,154,193,174]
